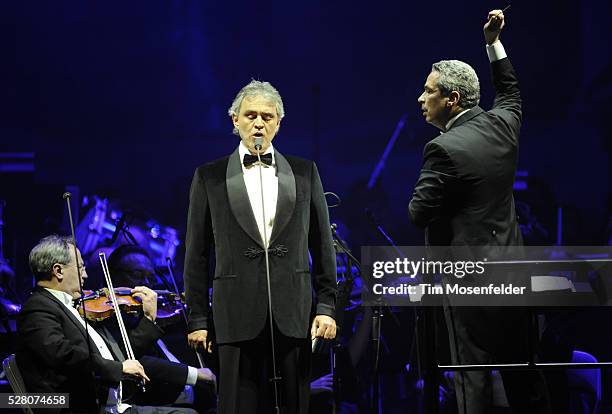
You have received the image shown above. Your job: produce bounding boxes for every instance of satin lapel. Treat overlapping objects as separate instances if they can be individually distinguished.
[447,106,484,131]
[269,151,296,245]
[98,325,126,361]
[226,149,265,248]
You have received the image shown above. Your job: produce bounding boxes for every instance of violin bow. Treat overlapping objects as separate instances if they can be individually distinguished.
[99,251,146,397]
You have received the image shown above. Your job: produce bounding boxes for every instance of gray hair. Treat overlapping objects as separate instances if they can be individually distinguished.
[431,60,480,109]
[228,80,285,136]
[29,235,73,282]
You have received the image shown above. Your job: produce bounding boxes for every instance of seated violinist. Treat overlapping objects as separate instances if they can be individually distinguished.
[106,244,216,413]
[16,235,198,413]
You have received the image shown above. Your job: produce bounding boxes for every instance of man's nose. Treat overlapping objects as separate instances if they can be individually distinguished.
[418,93,425,103]
[254,117,264,128]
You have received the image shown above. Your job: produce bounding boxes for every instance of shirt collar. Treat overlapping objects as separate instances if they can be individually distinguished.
[44,287,75,307]
[238,141,276,167]
[444,108,470,132]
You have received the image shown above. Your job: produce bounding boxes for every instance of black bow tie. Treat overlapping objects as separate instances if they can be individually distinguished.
[243,153,273,168]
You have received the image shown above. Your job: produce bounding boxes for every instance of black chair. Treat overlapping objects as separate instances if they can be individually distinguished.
[2,354,33,414]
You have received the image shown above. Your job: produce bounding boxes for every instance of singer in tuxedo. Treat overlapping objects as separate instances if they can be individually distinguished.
[184,80,337,414]
[408,10,550,414]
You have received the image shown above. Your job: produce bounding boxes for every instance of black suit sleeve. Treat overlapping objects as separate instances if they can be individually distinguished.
[139,355,188,384]
[408,142,457,228]
[126,317,164,359]
[490,57,522,139]
[135,356,189,405]
[308,163,337,318]
[184,167,214,332]
[18,302,123,383]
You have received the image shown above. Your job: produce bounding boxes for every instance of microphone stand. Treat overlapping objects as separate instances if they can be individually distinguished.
[364,210,428,414]
[63,192,99,406]
[254,138,281,414]
[329,223,358,414]
[331,225,368,413]
[331,216,387,414]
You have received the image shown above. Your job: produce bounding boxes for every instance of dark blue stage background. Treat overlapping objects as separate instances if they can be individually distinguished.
[3,0,610,248]
[1,1,612,412]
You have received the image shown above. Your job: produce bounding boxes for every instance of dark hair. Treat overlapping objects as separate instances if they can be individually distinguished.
[108,244,150,270]
[107,244,151,285]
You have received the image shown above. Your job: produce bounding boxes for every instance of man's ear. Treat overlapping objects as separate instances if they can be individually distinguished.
[52,263,63,280]
[232,113,239,128]
[447,91,461,108]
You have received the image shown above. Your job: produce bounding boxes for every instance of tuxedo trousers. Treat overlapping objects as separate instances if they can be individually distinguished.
[217,317,310,414]
[443,303,551,414]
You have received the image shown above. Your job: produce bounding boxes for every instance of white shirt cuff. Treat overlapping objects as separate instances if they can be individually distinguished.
[486,41,507,62]
[186,366,198,386]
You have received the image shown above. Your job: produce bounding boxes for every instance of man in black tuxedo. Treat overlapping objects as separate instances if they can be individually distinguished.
[184,80,337,414]
[409,10,550,414]
[17,235,197,413]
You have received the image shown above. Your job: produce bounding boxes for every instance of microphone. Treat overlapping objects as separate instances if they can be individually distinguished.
[312,337,322,353]
[254,137,263,151]
[62,192,72,200]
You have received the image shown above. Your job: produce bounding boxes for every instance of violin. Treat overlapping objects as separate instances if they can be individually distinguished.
[155,289,184,327]
[79,287,141,322]
[78,287,185,325]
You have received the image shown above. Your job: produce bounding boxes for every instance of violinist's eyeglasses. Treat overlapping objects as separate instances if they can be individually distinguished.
[62,263,87,272]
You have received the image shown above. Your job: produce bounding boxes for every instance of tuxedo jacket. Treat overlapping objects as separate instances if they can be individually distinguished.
[407,58,541,412]
[184,149,337,344]
[409,57,523,256]
[16,287,179,413]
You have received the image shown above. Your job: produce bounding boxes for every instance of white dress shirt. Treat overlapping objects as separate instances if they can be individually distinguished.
[238,141,278,247]
[486,40,507,63]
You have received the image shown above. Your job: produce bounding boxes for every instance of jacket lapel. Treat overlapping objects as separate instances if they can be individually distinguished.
[97,324,126,361]
[36,288,101,351]
[226,149,266,248]
[37,288,87,334]
[36,288,127,362]
[269,151,296,245]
